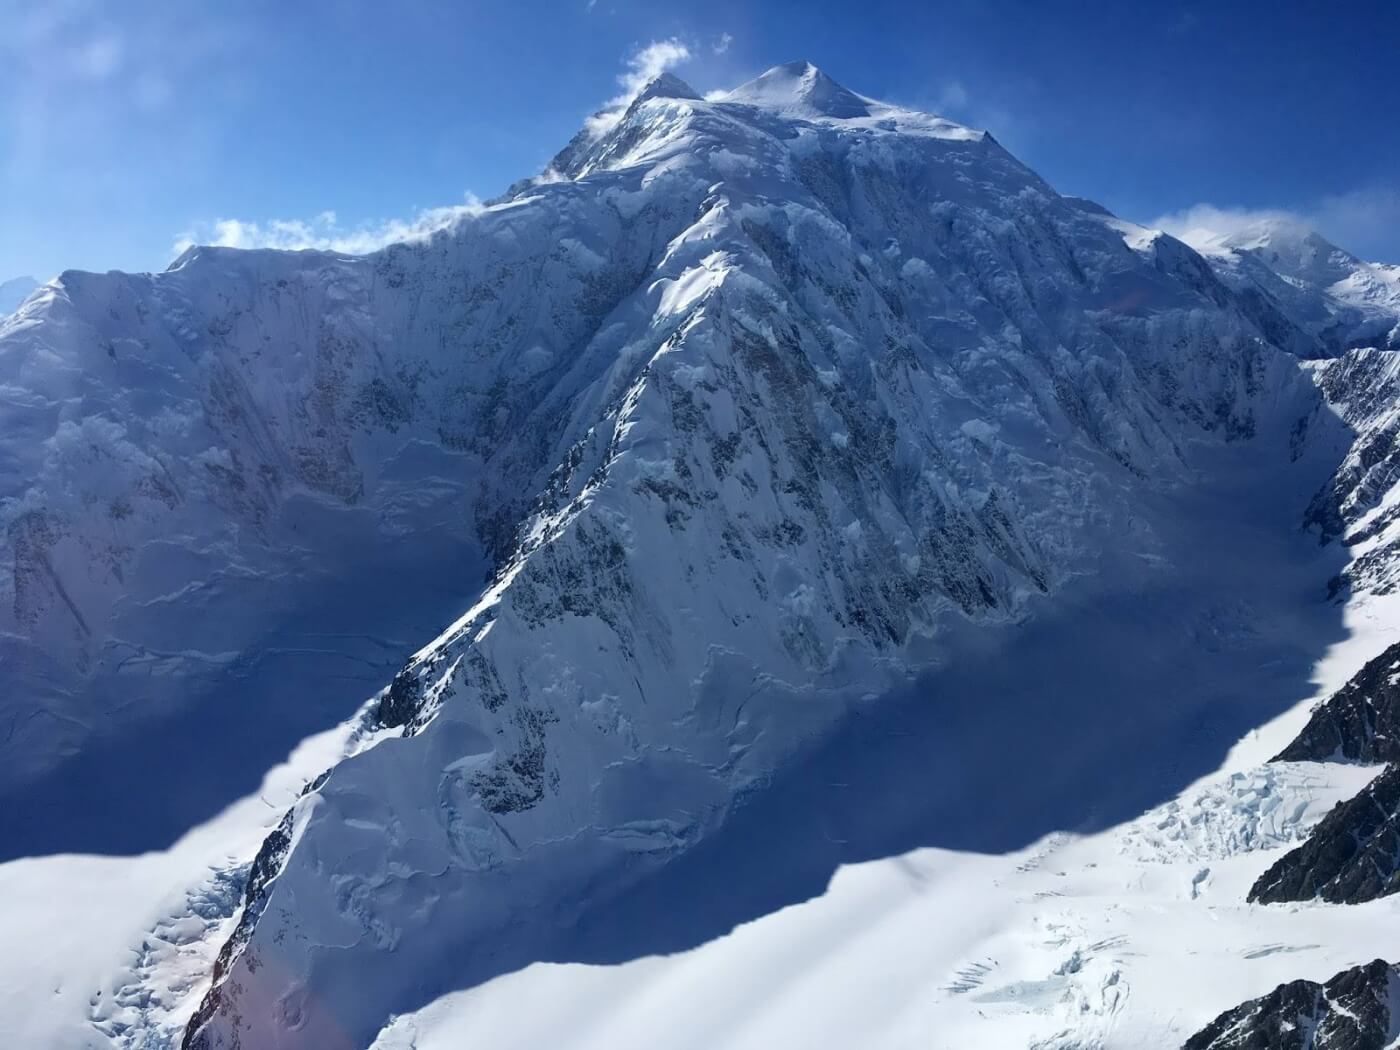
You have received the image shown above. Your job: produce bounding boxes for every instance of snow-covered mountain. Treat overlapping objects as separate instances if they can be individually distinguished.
[5,61,1400,1050]
[1192,217,1400,354]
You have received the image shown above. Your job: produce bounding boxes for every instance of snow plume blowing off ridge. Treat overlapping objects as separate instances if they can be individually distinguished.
[171,196,485,259]
[584,37,692,137]
[168,38,693,260]
[2,59,1400,1050]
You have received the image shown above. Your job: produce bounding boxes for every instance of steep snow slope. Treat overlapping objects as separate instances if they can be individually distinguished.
[0,178,699,850]
[165,67,1346,1050]
[366,770,1390,1050]
[0,62,1394,1050]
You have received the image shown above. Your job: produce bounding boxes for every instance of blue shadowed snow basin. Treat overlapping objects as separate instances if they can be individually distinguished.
[0,523,485,860]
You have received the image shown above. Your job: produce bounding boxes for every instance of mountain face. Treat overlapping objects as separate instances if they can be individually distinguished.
[1276,640,1400,764]
[5,62,1400,1049]
[1249,764,1400,905]
[1185,959,1400,1050]
[1242,642,1400,909]
[172,67,1339,1049]
[1297,349,1400,597]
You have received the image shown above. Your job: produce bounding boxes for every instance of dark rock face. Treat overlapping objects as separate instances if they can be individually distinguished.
[1249,765,1400,905]
[1276,641,1400,763]
[376,667,425,730]
[1255,643,1400,906]
[182,810,296,1050]
[1184,958,1400,1050]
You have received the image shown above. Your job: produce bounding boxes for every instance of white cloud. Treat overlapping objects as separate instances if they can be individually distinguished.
[1150,203,1300,252]
[622,39,692,94]
[935,81,970,113]
[713,33,733,55]
[173,195,484,258]
[1152,187,1400,262]
[584,37,692,138]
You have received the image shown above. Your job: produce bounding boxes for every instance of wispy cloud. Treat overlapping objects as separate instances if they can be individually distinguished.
[1150,203,1299,251]
[0,2,247,181]
[585,37,692,137]
[1152,186,1400,262]
[173,195,484,259]
[713,33,733,56]
[934,80,970,113]
[888,77,1015,140]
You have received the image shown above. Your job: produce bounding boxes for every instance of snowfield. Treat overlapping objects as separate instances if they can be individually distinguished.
[9,598,1397,1050]
[3,61,1400,1049]
[367,768,1388,1050]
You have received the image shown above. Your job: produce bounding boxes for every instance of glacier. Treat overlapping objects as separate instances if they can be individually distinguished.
[3,61,1400,1049]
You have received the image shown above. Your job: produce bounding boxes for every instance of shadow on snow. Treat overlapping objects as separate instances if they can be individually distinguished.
[2,400,1360,1040]
[0,535,485,860]
[490,425,1352,989]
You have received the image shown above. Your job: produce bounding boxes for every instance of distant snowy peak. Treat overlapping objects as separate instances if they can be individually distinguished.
[1189,216,1400,353]
[0,275,38,316]
[1215,219,1400,322]
[1197,216,1358,283]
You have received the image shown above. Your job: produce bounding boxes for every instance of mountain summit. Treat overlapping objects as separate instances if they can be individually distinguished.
[633,70,702,104]
[723,60,875,118]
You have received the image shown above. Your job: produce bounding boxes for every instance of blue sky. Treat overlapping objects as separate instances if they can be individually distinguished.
[3,0,1398,281]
